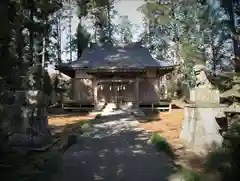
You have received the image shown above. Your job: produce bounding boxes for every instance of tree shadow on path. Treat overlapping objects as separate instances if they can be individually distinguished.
[56,111,176,181]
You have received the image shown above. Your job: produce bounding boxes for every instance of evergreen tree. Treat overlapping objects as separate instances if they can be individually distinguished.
[117,15,133,44]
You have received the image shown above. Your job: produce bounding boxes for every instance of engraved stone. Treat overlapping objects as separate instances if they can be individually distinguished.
[180,65,226,154]
[3,90,50,149]
[190,88,220,103]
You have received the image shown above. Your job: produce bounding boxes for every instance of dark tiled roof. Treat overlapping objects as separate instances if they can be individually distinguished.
[59,43,176,70]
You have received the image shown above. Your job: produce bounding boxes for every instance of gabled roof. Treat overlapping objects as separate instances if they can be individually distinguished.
[58,43,176,70]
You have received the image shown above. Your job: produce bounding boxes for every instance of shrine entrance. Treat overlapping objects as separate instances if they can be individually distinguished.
[97,80,135,104]
[90,71,144,106]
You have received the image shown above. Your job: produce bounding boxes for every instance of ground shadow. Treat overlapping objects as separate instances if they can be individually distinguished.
[55,111,176,181]
[48,109,94,118]
[171,104,182,109]
[142,110,160,117]
[48,109,97,144]
[135,110,163,123]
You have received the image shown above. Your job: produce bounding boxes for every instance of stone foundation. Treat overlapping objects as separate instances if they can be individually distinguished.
[180,87,226,154]
[180,104,226,154]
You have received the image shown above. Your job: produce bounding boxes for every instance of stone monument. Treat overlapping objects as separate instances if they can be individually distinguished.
[180,64,226,154]
[193,64,213,89]
[2,90,52,149]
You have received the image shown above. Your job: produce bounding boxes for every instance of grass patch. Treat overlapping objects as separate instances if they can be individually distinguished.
[95,113,102,119]
[52,119,94,152]
[60,118,96,152]
[176,166,220,181]
[175,147,229,181]
[178,167,204,181]
[203,147,231,172]
[151,133,175,158]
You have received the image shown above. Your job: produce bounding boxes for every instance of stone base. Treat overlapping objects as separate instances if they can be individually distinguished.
[8,131,52,149]
[180,105,225,154]
[3,90,49,132]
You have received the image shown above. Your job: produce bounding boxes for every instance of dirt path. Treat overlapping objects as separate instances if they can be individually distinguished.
[55,110,175,181]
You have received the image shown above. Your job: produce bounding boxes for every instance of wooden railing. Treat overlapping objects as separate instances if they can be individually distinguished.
[138,100,172,112]
[62,100,95,111]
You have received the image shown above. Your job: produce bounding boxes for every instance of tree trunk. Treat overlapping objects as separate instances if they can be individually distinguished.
[107,3,112,43]
[77,18,83,58]
[0,0,10,84]
[222,0,240,72]
[57,12,62,64]
[29,4,34,69]
[68,7,72,62]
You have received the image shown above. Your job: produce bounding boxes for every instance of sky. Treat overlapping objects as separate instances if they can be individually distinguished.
[61,0,146,61]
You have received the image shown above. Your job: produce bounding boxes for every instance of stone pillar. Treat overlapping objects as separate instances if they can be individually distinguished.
[8,90,51,148]
[114,84,117,104]
[135,78,139,108]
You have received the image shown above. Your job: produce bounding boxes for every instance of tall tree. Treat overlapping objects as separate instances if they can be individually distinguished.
[76,0,90,58]
[117,15,133,44]
[139,0,234,92]
[221,0,240,72]
[87,0,115,45]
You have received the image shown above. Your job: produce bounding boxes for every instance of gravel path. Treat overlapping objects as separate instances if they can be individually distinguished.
[56,110,175,181]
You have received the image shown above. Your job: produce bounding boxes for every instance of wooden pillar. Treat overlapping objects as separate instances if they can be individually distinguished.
[169,103,172,112]
[114,84,117,104]
[72,70,78,101]
[164,75,168,99]
[72,78,76,100]
[135,78,139,108]
[92,79,98,105]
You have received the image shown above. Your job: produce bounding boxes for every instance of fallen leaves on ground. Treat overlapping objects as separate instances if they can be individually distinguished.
[48,111,95,150]
[48,113,95,127]
[139,109,204,171]
[139,109,184,150]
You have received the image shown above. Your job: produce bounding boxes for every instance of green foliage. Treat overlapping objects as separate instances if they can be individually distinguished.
[76,0,89,18]
[76,24,90,56]
[140,0,234,93]
[203,147,231,173]
[67,134,78,148]
[81,122,92,132]
[178,167,205,181]
[204,118,240,181]
[138,0,173,58]
[178,115,240,181]
[117,15,133,44]
[95,113,102,119]
[86,0,116,44]
[151,132,165,144]
[0,1,63,177]
[151,133,175,158]
[66,23,90,58]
